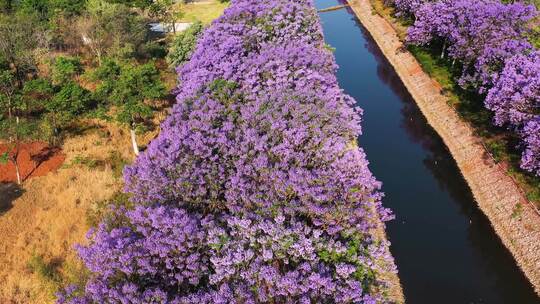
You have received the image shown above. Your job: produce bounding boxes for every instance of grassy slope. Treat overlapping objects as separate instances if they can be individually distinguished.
[177,0,228,24]
[0,122,129,303]
[370,0,540,206]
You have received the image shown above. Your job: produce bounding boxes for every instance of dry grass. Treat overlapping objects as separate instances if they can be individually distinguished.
[0,120,147,303]
[0,168,118,303]
[177,0,229,24]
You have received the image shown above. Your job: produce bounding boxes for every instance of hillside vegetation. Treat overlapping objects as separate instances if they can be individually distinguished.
[0,0,227,302]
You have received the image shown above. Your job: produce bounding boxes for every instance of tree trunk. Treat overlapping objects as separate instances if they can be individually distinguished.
[130,128,140,156]
[96,49,102,66]
[13,118,21,185]
[440,40,446,59]
[171,16,176,33]
[13,63,20,88]
[7,97,12,119]
[14,160,21,185]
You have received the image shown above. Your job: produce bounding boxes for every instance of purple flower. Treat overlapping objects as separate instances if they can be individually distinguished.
[62,0,398,302]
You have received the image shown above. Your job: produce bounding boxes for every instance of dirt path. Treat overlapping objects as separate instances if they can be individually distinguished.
[346,0,540,296]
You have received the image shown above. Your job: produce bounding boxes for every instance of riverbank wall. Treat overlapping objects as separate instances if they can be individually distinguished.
[345,0,540,296]
[373,219,405,303]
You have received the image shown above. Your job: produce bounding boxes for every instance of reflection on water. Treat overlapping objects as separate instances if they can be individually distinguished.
[316,1,540,303]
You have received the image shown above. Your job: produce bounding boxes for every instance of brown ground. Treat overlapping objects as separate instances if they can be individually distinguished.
[0,142,66,184]
[0,121,146,303]
[348,0,540,295]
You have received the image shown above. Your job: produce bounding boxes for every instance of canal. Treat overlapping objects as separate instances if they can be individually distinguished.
[314,1,540,303]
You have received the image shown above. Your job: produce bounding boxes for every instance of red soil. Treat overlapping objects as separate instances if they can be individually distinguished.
[0,142,65,183]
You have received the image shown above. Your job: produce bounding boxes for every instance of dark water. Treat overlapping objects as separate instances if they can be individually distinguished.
[314,1,540,303]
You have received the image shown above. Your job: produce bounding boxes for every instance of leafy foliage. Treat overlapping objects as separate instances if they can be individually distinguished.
[0,69,20,117]
[79,0,149,61]
[51,56,83,84]
[42,81,93,138]
[104,0,152,9]
[0,0,176,146]
[0,14,47,88]
[93,59,166,129]
[149,0,183,33]
[166,21,203,68]
[0,151,8,164]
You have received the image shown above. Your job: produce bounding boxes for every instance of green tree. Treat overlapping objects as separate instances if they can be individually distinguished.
[49,0,86,16]
[149,0,183,33]
[16,0,50,20]
[0,70,20,119]
[166,21,203,68]
[0,0,14,13]
[15,0,87,19]
[22,78,54,115]
[0,14,47,88]
[1,117,33,184]
[104,0,152,9]
[77,0,148,63]
[51,56,83,84]
[94,60,166,155]
[90,58,121,100]
[45,81,93,142]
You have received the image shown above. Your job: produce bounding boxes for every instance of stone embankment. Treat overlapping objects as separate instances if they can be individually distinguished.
[346,0,540,295]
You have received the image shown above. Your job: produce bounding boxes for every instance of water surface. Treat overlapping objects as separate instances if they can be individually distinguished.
[314,1,540,303]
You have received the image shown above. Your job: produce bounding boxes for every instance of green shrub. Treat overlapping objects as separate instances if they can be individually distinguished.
[485,140,505,163]
[27,252,61,293]
[51,56,83,84]
[141,41,167,59]
[67,151,128,177]
[166,21,204,68]
[70,155,103,169]
[86,191,132,227]
[106,150,129,179]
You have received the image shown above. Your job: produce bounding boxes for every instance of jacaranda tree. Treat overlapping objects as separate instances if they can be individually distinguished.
[395,0,540,177]
[58,1,398,303]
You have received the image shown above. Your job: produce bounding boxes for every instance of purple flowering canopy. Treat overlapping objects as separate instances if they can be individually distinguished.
[522,119,540,176]
[59,0,398,303]
[391,0,540,177]
[388,0,431,17]
[487,51,540,174]
[486,51,540,128]
[407,0,536,89]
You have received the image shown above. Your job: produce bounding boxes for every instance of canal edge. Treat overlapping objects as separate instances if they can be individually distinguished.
[373,219,406,303]
[345,0,540,297]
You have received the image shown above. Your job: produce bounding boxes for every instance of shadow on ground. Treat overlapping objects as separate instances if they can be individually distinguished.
[0,183,24,215]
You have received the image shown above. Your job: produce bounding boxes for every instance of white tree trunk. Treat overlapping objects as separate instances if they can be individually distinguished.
[130,129,140,156]
[440,40,446,59]
[7,98,12,119]
[15,162,21,185]
[15,116,21,184]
